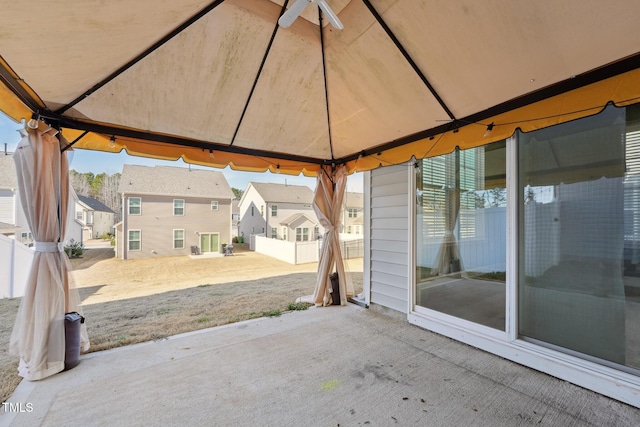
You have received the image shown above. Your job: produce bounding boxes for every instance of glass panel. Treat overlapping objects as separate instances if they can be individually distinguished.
[519,104,640,372]
[129,198,141,215]
[128,230,140,251]
[174,230,184,249]
[415,141,507,330]
[174,199,184,215]
[200,234,210,252]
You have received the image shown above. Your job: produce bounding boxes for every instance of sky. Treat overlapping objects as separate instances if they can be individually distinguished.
[0,112,363,193]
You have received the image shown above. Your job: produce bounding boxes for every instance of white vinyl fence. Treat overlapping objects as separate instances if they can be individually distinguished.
[253,234,364,265]
[0,234,33,299]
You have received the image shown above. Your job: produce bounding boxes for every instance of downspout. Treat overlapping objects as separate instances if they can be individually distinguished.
[121,193,126,260]
[265,201,269,237]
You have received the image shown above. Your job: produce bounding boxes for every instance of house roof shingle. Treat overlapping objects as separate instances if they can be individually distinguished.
[279,213,316,226]
[0,221,20,233]
[344,192,363,209]
[78,195,115,213]
[119,165,233,199]
[0,153,17,189]
[249,182,314,204]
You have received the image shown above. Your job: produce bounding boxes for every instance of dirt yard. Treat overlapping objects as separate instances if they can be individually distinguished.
[0,245,363,403]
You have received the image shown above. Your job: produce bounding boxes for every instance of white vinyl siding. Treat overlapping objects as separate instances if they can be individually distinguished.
[369,164,409,313]
[0,191,15,224]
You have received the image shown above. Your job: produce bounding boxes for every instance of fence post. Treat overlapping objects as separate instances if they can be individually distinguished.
[9,238,16,298]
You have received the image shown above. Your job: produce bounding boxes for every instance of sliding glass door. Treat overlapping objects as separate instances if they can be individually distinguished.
[415,141,507,331]
[518,104,640,372]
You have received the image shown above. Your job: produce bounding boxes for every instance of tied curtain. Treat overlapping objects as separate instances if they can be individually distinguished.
[9,124,89,381]
[312,164,354,306]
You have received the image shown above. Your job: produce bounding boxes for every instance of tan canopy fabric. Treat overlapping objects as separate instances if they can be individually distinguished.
[0,1,639,175]
[9,124,89,381]
[313,164,354,306]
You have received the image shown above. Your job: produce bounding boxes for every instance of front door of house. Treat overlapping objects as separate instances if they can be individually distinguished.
[200,233,219,253]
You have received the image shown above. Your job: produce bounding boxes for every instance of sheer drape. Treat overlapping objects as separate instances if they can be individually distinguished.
[312,165,353,306]
[10,125,89,381]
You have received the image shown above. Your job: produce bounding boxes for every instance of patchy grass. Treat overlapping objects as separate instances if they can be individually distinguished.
[1,249,363,404]
[0,298,21,406]
[263,309,282,317]
[287,302,313,311]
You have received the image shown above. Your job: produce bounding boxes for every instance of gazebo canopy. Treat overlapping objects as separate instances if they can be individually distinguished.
[1,0,639,175]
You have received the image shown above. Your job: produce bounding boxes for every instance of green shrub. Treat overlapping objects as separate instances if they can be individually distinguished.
[64,239,84,258]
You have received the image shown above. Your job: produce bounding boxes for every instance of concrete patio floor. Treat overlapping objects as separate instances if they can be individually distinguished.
[2,304,639,426]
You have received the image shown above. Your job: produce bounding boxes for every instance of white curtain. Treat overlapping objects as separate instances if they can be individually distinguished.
[312,164,353,306]
[9,124,89,381]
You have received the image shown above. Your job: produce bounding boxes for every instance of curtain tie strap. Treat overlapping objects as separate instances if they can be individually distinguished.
[34,241,64,253]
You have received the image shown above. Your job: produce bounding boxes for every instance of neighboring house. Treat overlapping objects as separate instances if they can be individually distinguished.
[238,182,321,242]
[363,103,640,410]
[0,152,29,244]
[342,191,363,235]
[0,152,81,246]
[117,164,234,260]
[76,195,116,240]
[231,199,240,238]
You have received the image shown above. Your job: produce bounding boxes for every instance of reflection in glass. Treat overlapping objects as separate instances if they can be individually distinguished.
[519,104,640,373]
[415,142,506,330]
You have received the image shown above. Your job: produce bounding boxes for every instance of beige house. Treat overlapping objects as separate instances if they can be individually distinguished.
[116,165,233,260]
[342,191,363,235]
[76,195,115,240]
[238,182,321,242]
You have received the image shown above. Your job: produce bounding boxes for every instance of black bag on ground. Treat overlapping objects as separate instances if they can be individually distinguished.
[329,272,341,305]
[64,312,84,371]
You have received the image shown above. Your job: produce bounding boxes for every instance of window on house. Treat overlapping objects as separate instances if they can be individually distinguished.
[271,205,278,217]
[173,229,185,249]
[128,197,141,215]
[355,225,360,234]
[296,227,309,242]
[261,205,264,216]
[21,232,33,246]
[314,226,319,238]
[251,206,254,216]
[174,199,185,216]
[76,211,83,221]
[347,225,352,233]
[232,213,240,221]
[282,227,287,240]
[211,201,218,211]
[348,208,358,218]
[128,230,141,251]
[271,227,277,238]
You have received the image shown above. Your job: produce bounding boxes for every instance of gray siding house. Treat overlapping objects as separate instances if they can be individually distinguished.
[238,182,321,241]
[76,195,115,240]
[117,165,233,260]
[343,191,364,235]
